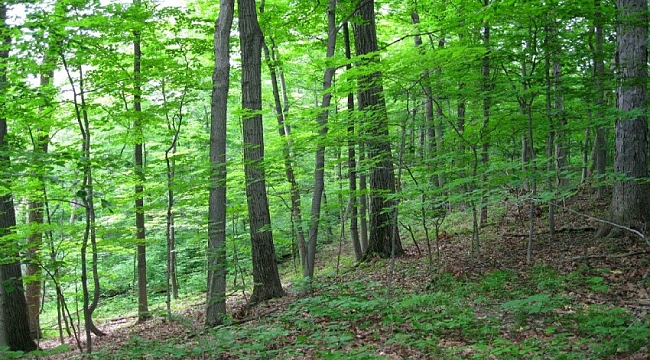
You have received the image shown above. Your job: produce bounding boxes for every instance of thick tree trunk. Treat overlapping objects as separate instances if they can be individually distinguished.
[0,6,37,348]
[238,0,284,303]
[0,121,37,354]
[597,0,649,238]
[206,0,233,327]
[353,0,403,259]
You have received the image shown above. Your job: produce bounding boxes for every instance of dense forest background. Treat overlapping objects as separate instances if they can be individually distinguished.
[1,0,650,358]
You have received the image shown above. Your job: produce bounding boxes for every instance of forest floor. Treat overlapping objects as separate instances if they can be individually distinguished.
[35,190,650,359]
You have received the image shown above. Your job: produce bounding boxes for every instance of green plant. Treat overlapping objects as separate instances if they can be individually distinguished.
[577,306,650,356]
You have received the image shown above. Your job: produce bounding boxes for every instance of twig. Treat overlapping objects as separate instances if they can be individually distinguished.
[565,251,650,262]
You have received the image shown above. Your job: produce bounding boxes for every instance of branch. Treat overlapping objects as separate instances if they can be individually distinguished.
[547,201,650,247]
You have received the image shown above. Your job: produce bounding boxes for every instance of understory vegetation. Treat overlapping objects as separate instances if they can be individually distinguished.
[7,194,650,359]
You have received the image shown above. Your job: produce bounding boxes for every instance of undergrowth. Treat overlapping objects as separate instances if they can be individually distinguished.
[21,263,648,359]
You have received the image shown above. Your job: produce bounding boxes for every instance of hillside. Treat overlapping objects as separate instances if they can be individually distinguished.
[27,195,650,359]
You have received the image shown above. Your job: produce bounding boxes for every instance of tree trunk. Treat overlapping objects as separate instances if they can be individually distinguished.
[593,0,607,198]
[260,28,307,270]
[353,0,403,259]
[344,22,362,261]
[551,21,568,188]
[0,7,38,348]
[238,0,284,303]
[206,0,233,327]
[304,0,337,279]
[597,0,649,238]
[133,0,149,322]
[544,24,556,236]
[359,149,369,253]
[480,9,490,226]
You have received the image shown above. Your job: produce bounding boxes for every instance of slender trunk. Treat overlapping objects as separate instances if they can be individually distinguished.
[544,25,556,237]
[133,0,149,322]
[435,39,445,188]
[164,77,183,317]
[261,37,307,269]
[480,11,490,226]
[593,0,607,198]
[359,149,369,252]
[304,0,337,278]
[344,22,362,261]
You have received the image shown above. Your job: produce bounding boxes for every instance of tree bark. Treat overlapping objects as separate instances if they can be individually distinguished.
[480,6,490,226]
[260,29,307,270]
[304,0,337,279]
[593,0,607,198]
[238,0,284,304]
[343,22,362,261]
[353,0,403,259]
[0,5,38,350]
[597,0,649,238]
[133,0,149,322]
[206,0,234,327]
[0,3,36,352]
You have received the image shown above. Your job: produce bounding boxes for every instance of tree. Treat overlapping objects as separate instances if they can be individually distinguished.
[0,3,37,352]
[304,0,337,279]
[597,0,649,238]
[206,0,233,327]
[591,0,608,197]
[344,21,363,261]
[238,0,284,304]
[259,3,308,272]
[25,65,53,341]
[132,0,149,323]
[353,0,403,259]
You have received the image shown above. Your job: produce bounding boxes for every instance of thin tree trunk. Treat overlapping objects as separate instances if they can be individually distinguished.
[163,76,184,317]
[593,0,607,198]
[480,8,490,226]
[303,0,337,278]
[551,20,568,188]
[435,39,445,188]
[133,0,149,322]
[261,34,307,269]
[344,22,362,261]
[544,25,556,237]
[359,149,369,253]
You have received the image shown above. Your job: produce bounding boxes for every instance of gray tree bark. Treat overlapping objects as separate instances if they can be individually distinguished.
[206,0,234,327]
[597,0,650,238]
[353,0,404,258]
[238,0,284,303]
[304,0,337,279]
[133,0,149,323]
[0,5,37,350]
